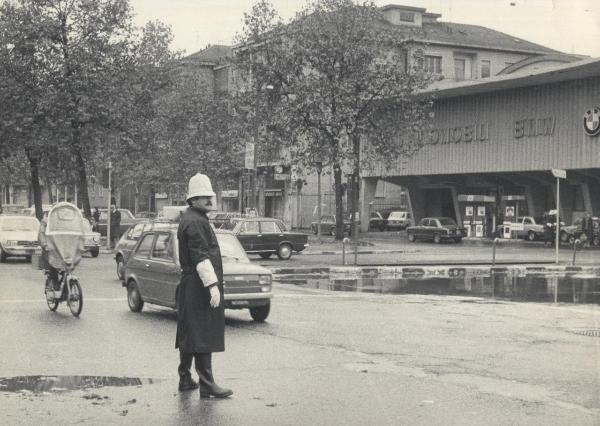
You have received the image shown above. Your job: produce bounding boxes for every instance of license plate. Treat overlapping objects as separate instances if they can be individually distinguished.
[231,300,249,306]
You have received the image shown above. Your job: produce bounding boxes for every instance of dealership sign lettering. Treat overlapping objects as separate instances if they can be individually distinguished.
[416,123,489,145]
[514,116,555,138]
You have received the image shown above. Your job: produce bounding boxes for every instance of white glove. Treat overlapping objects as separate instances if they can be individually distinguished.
[209,285,220,308]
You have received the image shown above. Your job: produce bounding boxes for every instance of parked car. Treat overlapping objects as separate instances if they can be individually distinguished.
[123,227,273,322]
[495,216,545,241]
[385,211,413,231]
[561,216,600,245]
[368,211,390,231]
[114,220,175,280]
[310,214,351,236]
[96,208,140,238]
[82,218,101,258]
[230,217,309,260]
[0,215,41,261]
[406,217,466,243]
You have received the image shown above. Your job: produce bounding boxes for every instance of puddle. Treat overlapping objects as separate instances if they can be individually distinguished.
[0,376,159,394]
[276,273,600,304]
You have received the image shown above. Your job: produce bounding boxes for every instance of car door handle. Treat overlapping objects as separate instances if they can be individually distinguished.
[145,263,150,269]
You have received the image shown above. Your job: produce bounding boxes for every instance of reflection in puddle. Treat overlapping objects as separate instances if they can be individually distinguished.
[0,376,158,394]
[277,273,600,303]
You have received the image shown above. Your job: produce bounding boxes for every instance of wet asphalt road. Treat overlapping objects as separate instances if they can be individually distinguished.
[0,253,599,425]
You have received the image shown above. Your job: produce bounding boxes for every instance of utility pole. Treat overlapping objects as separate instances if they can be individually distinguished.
[316,161,323,240]
[551,168,566,267]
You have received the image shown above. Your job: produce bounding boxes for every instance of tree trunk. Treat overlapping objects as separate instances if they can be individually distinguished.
[26,151,44,220]
[333,163,344,241]
[351,134,360,240]
[75,148,91,219]
[45,178,54,204]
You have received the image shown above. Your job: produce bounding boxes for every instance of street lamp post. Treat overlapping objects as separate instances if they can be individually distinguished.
[316,161,323,240]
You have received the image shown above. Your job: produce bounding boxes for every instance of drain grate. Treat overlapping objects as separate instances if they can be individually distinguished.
[570,329,600,337]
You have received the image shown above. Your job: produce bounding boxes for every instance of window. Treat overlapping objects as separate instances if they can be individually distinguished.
[400,12,415,22]
[152,233,173,260]
[454,58,466,80]
[241,221,259,234]
[260,221,282,233]
[135,234,154,258]
[424,55,442,74]
[130,223,145,240]
[481,60,491,78]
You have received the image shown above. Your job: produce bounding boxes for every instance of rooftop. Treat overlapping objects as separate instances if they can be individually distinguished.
[421,56,600,99]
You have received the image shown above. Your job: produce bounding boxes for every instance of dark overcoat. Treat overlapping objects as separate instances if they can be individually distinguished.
[175,207,225,353]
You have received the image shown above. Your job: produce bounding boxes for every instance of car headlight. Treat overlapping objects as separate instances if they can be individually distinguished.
[3,240,17,246]
[258,274,272,288]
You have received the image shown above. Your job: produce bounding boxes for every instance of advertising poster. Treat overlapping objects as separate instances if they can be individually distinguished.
[477,206,486,217]
[505,206,515,218]
[465,206,474,217]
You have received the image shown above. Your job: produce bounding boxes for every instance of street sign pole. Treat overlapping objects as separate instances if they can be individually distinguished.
[550,169,566,286]
[106,162,112,251]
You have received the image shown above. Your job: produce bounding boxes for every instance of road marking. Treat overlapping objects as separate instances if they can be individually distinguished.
[0,298,127,304]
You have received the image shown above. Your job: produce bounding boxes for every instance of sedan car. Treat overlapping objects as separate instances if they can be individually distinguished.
[123,227,273,322]
[230,217,309,260]
[0,215,41,261]
[96,208,141,238]
[82,218,101,257]
[310,214,351,236]
[406,217,466,243]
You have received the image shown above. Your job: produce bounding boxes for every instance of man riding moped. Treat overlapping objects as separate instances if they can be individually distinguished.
[38,202,86,317]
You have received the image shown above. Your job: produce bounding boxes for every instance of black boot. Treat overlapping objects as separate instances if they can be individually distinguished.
[195,353,232,398]
[178,352,198,391]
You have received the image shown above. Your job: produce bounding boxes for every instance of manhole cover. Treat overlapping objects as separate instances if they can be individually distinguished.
[570,330,600,337]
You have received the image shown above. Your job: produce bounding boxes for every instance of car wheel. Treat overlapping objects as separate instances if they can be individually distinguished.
[259,252,272,259]
[330,228,335,236]
[277,243,293,260]
[127,280,144,312]
[527,231,536,241]
[89,246,99,258]
[560,231,569,243]
[407,233,416,242]
[433,234,441,244]
[312,226,318,235]
[593,236,600,247]
[454,237,463,243]
[568,235,576,245]
[379,226,386,232]
[249,302,270,322]
[0,245,6,262]
[116,255,125,280]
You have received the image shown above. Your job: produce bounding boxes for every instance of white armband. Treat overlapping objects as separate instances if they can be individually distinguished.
[196,259,218,287]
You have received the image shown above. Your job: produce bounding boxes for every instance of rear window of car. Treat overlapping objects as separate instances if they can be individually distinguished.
[135,234,154,258]
[152,233,173,260]
[261,221,282,233]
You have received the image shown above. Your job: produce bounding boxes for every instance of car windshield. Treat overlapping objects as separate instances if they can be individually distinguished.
[0,217,39,231]
[388,212,406,220]
[438,218,457,226]
[216,233,249,262]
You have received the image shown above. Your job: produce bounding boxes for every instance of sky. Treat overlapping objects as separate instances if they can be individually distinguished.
[128,0,600,57]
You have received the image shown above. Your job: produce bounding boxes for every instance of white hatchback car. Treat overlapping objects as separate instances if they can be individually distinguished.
[0,215,41,262]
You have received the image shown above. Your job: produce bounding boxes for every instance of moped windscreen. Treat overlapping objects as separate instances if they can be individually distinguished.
[46,203,85,269]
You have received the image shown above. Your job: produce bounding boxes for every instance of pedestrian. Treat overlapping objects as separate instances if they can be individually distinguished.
[543,214,554,247]
[109,204,121,248]
[92,207,100,231]
[581,212,593,248]
[175,173,232,398]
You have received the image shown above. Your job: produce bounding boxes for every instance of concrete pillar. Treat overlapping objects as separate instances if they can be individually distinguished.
[406,182,425,224]
[360,177,378,232]
[450,186,462,226]
[580,183,594,213]
[586,182,600,215]
[524,185,537,217]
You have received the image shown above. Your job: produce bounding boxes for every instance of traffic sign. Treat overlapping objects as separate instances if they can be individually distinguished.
[551,169,566,179]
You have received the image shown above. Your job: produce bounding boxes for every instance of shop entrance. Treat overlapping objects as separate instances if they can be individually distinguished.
[458,194,496,238]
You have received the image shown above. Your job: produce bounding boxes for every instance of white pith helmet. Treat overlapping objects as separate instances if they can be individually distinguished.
[186,173,216,201]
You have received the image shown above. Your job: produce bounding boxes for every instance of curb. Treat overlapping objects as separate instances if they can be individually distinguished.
[270,264,600,278]
[300,249,416,256]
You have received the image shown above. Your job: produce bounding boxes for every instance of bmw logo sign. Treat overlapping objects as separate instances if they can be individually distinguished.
[583,107,600,136]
